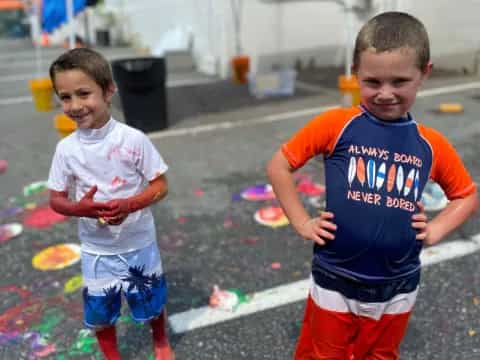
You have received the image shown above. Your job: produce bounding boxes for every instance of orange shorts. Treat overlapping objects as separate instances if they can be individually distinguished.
[294,284,416,360]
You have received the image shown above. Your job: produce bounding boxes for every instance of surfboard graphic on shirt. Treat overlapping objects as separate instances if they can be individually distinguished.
[367,159,376,189]
[387,164,396,192]
[403,168,416,197]
[376,162,386,190]
[356,157,365,186]
[413,170,420,201]
[348,157,356,187]
[396,165,404,194]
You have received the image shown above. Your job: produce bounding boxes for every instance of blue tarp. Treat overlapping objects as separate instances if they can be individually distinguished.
[42,0,86,33]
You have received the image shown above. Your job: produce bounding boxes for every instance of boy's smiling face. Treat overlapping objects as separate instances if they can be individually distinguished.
[356,47,432,121]
[54,69,115,129]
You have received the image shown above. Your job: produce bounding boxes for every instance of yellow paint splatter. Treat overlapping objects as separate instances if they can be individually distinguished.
[292,271,302,278]
[25,202,37,210]
[468,329,476,337]
[32,243,81,271]
[473,297,480,306]
[254,206,289,228]
[64,274,83,293]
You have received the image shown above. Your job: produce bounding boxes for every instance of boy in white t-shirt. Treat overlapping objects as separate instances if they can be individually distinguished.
[47,48,174,360]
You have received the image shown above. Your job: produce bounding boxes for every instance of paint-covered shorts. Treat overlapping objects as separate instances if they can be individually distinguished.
[81,241,167,329]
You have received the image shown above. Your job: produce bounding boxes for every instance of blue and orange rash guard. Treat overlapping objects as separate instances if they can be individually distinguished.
[282,106,476,284]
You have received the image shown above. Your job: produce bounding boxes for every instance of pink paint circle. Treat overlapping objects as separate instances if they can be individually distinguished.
[23,206,67,229]
[296,180,325,196]
[0,159,8,174]
[254,206,289,228]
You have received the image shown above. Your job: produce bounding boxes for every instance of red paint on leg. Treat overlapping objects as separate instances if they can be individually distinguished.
[151,312,175,360]
[96,326,121,360]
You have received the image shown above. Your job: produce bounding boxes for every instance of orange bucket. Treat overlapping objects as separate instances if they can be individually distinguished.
[54,114,77,138]
[29,78,54,112]
[338,75,360,107]
[231,55,250,84]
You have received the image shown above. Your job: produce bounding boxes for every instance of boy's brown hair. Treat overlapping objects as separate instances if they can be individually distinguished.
[352,11,430,72]
[49,48,114,94]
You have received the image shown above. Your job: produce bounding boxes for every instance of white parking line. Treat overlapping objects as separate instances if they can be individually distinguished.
[169,233,480,334]
[0,74,37,83]
[149,81,480,140]
[0,96,32,106]
[418,81,480,97]
[148,105,338,140]
[0,78,218,106]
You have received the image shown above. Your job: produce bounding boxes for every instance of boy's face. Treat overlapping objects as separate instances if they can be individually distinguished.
[54,69,114,129]
[355,47,432,121]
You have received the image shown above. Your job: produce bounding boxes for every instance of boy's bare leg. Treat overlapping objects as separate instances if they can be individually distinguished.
[151,310,175,360]
[95,326,122,360]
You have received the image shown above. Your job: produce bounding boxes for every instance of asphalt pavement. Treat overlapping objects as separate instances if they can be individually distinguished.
[1,38,480,360]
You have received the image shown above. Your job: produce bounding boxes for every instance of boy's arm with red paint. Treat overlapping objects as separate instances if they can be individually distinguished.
[50,185,113,218]
[103,174,168,225]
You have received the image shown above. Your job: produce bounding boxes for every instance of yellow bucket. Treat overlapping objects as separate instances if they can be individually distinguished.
[54,114,77,138]
[29,78,54,112]
[338,75,360,107]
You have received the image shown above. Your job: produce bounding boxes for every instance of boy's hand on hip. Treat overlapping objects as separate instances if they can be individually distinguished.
[298,211,337,246]
[412,202,429,241]
[76,185,112,218]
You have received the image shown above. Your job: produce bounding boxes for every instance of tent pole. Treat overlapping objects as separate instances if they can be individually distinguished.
[344,0,354,77]
[33,0,42,77]
[66,0,75,49]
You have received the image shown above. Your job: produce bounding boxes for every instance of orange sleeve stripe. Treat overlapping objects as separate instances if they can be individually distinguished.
[448,183,477,199]
[281,107,363,170]
[417,124,477,199]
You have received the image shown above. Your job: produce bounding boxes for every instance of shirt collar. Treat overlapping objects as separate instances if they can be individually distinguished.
[77,117,116,143]
[360,105,414,125]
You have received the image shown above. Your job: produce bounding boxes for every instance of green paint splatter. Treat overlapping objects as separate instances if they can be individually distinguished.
[227,288,251,311]
[118,314,143,327]
[23,181,48,197]
[67,329,98,356]
[118,315,135,324]
[32,308,64,336]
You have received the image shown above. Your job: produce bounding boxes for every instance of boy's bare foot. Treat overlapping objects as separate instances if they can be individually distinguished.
[151,311,174,360]
[154,340,175,360]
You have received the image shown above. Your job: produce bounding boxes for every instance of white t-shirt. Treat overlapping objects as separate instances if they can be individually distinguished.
[48,118,168,255]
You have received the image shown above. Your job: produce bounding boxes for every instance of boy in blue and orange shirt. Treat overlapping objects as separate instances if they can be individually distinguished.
[267,11,478,359]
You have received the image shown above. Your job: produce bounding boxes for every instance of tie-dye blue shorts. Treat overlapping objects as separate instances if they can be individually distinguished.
[81,241,167,329]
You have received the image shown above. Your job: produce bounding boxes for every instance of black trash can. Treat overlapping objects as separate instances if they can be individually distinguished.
[111,57,168,133]
[96,29,110,46]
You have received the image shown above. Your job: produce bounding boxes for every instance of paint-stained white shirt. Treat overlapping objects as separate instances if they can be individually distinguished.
[48,118,168,254]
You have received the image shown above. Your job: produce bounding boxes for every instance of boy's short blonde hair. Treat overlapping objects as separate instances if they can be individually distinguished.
[49,48,114,94]
[352,11,430,72]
